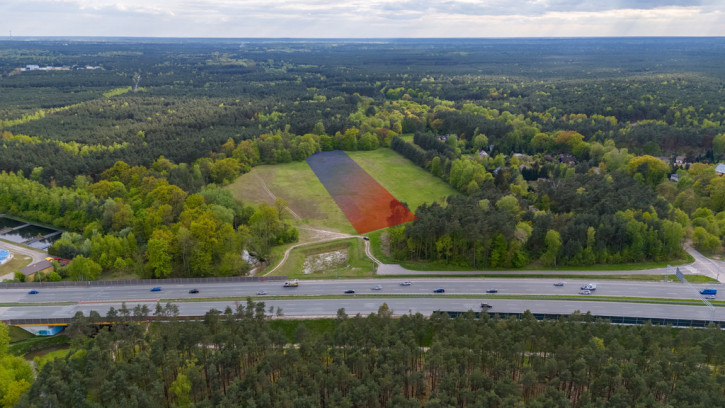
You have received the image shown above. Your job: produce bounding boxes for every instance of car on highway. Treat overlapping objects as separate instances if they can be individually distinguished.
[371,284,382,290]
[28,289,39,294]
[705,295,716,300]
[151,286,162,292]
[400,281,412,286]
[480,303,492,309]
[256,290,267,295]
[188,289,199,294]
[486,288,498,293]
[433,288,445,293]
[553,282,565,287]
[579,290,592,295]
[344,289,355,294]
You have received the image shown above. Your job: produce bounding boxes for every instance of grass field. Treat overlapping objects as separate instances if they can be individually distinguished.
[0,251,32,281]
[347,149,456,212]
[225,148,456,234]
[226,162,355,233]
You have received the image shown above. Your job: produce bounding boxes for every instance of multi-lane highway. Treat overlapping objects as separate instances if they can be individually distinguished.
[0,278,716,302]
[1,278,722,323]
[0,298,721,321]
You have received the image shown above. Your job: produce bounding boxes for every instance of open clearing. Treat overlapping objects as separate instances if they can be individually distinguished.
[225,161,355,234]
[225,148,456,235]
[226,148,455,275]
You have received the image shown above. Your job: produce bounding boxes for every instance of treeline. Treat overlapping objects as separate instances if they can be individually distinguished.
[389,171,684,267]
[0,155,296,279]
[2,39,725,186]
[16,302,725,407]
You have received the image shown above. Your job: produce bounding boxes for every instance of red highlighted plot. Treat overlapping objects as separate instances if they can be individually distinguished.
[306,151,417,234]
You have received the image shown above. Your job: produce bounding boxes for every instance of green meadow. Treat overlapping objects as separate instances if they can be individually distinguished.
[225,148,456,234]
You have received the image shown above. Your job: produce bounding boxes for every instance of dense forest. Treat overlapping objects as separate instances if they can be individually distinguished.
[2,38,725,277]
[13,301,725,407]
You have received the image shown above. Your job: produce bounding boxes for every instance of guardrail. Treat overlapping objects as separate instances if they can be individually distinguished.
[4,315,210,326]
[440,311,725,329]
[0,275,287,289]
[6,310,725,329]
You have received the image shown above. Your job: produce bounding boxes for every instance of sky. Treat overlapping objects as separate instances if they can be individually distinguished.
[1,0,724,38]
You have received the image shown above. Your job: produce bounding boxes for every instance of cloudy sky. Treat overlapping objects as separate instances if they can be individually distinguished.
[1,0,724,38]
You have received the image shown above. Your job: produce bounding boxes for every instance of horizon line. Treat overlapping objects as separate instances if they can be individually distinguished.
[1,35,724,41]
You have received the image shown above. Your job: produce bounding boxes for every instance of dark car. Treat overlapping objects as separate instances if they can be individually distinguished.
[28,289,39,294]
[486,288,498,293]
[344,289,355,294]
[481,303,492,309]
[150,286,162,292]
[189,289,199,294]
[433,288,445,293]
[363,236,370,241]
[553,282,565,287]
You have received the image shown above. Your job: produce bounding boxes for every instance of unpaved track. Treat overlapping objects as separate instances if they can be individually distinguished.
[254,172,301,220]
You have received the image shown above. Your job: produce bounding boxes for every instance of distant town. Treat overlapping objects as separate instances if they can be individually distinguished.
[15,64,102,72]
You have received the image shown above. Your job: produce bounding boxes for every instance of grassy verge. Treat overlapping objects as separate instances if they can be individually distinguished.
[8,334,70,357]
[0,302,75,307]
[368,229,395,264]
[373,274,718,282]
[398,254,695,272]
[271,238,375,279]
[8,325,35,342]
[99,270,140,281]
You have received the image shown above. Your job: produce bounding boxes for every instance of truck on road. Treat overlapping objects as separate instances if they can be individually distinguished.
[283,279,299,287]
[700,288,717,295]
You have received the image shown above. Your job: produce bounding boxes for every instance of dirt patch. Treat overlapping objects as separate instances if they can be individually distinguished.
[302,250,348,274]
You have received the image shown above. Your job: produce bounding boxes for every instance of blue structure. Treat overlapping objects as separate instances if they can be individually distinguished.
[0,249,9,264]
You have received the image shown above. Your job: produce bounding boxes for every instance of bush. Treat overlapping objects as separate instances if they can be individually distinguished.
[46,272,62,282]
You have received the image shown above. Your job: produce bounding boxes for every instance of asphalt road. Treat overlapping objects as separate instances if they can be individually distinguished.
[0,278,716,303]
[1,298,722,322]
[1,278,721,322]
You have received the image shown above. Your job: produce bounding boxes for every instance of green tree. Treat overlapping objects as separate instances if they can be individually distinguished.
[692,226,720,251]
[147,234,173,278]
[0,323,33,407]
[541,230,562,266]
[170,373,192,408]
[67,255,102,281]
[357,132,379,151]
[712,132,725,160]
[626,155,670,188]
